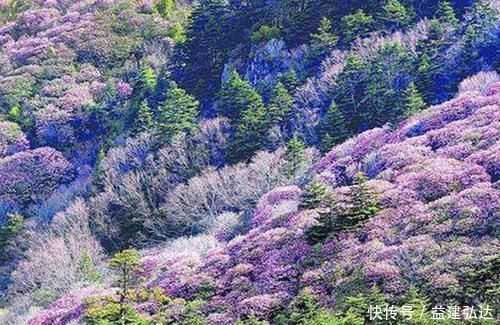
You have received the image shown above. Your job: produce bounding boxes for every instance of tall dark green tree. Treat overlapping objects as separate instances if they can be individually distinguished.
[436,1,459,28]
[156,81,199,141]
[110,249,140,323]
[0,212,23,260]
[380,0,413,29]
[181,0,235,101]
[136,100,154,131]
[217,70,264,122]
[310,17,339,58]
[341,10,373,44]
[300,179,331,210]
[283,133,307,179]
[343,172,381,231]
[138,62,157,97]
[228,100,268,163]
[267,82,294,127]
[317,102,349,153]
[401,82,426,120]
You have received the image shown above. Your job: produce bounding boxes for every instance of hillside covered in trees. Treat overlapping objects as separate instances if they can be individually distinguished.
[0,0,498,324]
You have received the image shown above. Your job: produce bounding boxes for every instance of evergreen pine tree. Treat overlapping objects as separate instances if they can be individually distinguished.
[283,133,307,179]
[267,82,294,126]
[181,0,233,100]
[228,101,268,162]
[0,212,23,260]
[401,82,426,119]
[415,20,448,103]
[279,70,300,93]
[300,179,331,210]
[343,172,381,231]
[139,63,157,97]
[110,249,140,323]
[317,103,349,153]
[380,0,412,29]
[136,100,154,131]
[437,1,459,28]
[155,0,175,17]
[310,17,338,58]
[217,70,264,122]
[156,81,199,142]
[79,251,102,284]
[341,10,373,44]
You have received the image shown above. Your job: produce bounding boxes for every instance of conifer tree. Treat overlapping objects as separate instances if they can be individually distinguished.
[110,249,140,322]
[380,0,412,29]
[182,0,233,100]
[228,101,268,162]
[300,179,331,210]
[217,70,264,122]
[79,251,102,284]
[437,1,459,28]
[0,212,23,260]
[267,82,294,127]
[317,103,349,153]
[283,133,307,179]
[139,63,157,97]
[341,10,373,44]
[156,81,199,141]
[136,100,154,131]
[310,17,338,58]
[401,82,426,119]
[343,172,381,231]
[155,0,175,17]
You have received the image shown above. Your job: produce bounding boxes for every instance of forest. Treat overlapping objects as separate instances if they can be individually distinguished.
[0,0,498,324]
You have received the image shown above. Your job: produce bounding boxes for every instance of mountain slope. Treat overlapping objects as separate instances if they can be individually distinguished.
[29,76,500,324]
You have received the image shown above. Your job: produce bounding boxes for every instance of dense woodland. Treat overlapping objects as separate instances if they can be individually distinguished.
[0,0,498,323]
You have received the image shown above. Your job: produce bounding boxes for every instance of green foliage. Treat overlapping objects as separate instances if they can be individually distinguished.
[251,25,281,43]
[267,82,294,126]
[156,81,199,142]
[155,0,175,17]
[285,289,322,324]
[335,41,413,131]
[400,82,426,120]
[139,63,157,97]
[317,103,349,153]
[7,104,22,122]
[344,172,382,230]
[218,71,263,122]
[310,17,338,58]
[0,212,23,260]
[306,173,381,244]
[84,296,148,325]
[79,251,102,284]
[300,179,331,210]
[283,133,307,178]
[380,0,413,29]
[178,300,207,325]
[110,249,141,324]
[228,97,268,163]
[341,10,373,44]
[168,23,187,44]
[436,1,459,28]
[342,286,388,323]
[181,0,234,99]
[136,100,154,131]
[275,289,362,325]
[462,255,499,307]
